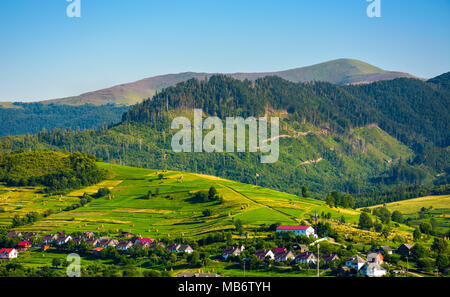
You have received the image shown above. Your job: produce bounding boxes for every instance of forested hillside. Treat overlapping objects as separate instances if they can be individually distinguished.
[0,103,129,137]
[122,75,449,171]
[0,150,106,193]
[1,75,448,204]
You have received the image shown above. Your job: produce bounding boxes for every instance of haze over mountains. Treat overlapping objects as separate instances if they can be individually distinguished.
[40,58,417,106]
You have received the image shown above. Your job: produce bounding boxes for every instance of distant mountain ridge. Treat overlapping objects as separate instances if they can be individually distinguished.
[41,59,417,106]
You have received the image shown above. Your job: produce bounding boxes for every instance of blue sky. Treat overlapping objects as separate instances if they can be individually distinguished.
[0,0,449,102]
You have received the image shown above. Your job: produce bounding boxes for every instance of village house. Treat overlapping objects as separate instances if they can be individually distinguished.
[149,242,165,249]
[85,238,100,247]
[83,232,95,239]
[276,225,317,237]
[322,254,340,265]
[222,245,245,259]
[295,252,317,265]
[56,235,72,245]
[0,248,18,259]
[137,241,152,249]
[378,245,393,255]
[296,244,309,253]
[178,245,194,254]
[397,243,414,256]
[360,262,387,277]
[130,236,142,244]
[23,233,39,241]
[120,232,134,238]
[135,238,153,246]
[166,243,181,253]
[255,249,275,261]
[91,247,104,256]
[345,255,366,271]
[117,241,133,251]
[164,243,194,253]
[7,232,22,238]
[99,238,118,248]
[17,241,32,251]
[42,234,58,244]
[367,252,384,264]
[273,248,295,262]
[72,237,84,245]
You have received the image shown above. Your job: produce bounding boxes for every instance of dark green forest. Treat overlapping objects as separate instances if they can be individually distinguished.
[0,103,129,137]
[122,74,449,171]
[1,74,448,205]
[0,150,106,194]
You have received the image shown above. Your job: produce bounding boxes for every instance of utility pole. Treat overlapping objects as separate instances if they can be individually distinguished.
[406,254,409,276]
[317,244,320,277]
[243,260,246,277]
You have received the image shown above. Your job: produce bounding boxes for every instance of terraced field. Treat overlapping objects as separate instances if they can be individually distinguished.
[0,163,364,239]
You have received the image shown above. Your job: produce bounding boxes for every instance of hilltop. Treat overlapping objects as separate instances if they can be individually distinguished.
[1,162,408,241]
[0,150,105,193]
[40,59,416,106]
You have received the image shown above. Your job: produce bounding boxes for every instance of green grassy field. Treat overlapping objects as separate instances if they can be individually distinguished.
[365,195,450,233]
[1,162,349,239]
[1,162,427,246]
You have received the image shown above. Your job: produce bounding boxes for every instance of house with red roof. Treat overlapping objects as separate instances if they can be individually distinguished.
[91,247,104,256]
[276,225,316,237]
[135,238,153,245]
[17,241,32,251]
[116,241,133,251]
[272,248,287,253]
[0,248,18,259]
[367,252,384,264]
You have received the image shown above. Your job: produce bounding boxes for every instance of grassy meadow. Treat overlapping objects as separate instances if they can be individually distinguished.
[0,162,348,239]
[366,195,450,234]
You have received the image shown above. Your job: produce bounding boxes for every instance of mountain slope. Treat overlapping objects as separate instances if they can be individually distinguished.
[2,74,447,199]
[0,162,362,236]
[42,59,416,106]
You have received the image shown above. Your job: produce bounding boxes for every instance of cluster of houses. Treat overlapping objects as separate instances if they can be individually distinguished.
[341,244,417,277]
[2,227,420,278]
[218,225,419,277]
[2,231,194,259]
[220,243,390,277]
[343,252,386,277]
[221,244,341,267]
